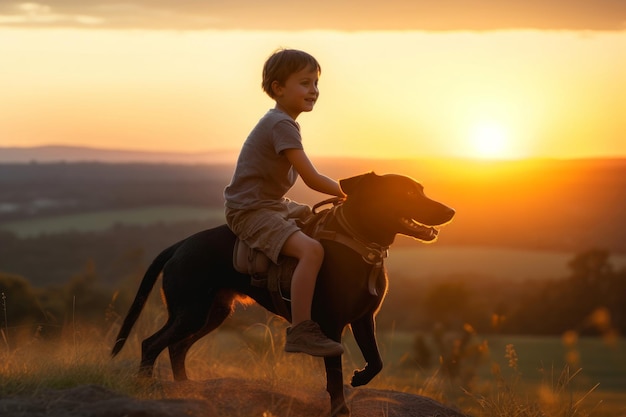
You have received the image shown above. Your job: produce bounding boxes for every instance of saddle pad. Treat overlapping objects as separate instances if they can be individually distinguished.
[233,238,270,276]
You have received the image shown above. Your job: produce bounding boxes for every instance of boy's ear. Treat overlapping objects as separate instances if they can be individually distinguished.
[271,80,282,97]
[340,172,377,195]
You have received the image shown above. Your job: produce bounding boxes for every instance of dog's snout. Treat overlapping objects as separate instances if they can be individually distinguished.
[441,205,455,222]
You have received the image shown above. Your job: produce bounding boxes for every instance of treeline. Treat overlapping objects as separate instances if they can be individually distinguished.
[1,244,624,342]
[0,221,216,287]
[378,248,626,337]
[0,262,120,342]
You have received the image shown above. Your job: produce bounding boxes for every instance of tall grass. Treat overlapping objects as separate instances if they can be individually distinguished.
[0,295,622,417]
[464,344,601,417]
[1,292,9,350]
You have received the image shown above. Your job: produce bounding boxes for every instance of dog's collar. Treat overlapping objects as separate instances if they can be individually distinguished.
[335,205,388,262]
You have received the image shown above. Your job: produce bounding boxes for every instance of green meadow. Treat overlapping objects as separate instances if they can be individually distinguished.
[0,206,226,238]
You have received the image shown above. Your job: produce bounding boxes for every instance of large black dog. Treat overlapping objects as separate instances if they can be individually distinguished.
[112,172,455,417]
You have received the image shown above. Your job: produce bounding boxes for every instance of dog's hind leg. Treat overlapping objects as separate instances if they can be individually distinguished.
[139,293,217,378]
[139,316,179,378]
[168,289,237,381]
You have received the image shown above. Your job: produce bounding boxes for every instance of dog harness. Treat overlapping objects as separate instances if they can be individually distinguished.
[312,201,388,297]
[233,198,389,320]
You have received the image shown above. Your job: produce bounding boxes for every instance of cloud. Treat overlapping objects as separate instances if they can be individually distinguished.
[0,1,625,31]
[0,2,103,26]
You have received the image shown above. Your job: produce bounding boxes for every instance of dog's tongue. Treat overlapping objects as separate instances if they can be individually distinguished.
[424,227,439,239]
[402,218,440,240]
[417,225,438,240]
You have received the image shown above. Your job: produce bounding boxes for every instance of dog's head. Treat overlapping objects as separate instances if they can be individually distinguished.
[339,172,455,246]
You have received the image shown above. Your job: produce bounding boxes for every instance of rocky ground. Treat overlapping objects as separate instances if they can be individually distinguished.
[0,378,469,417]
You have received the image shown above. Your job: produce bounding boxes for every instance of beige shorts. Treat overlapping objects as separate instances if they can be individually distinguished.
[225,200,311,264]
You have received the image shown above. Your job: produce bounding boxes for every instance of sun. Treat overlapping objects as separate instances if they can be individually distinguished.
[469,121,511,159]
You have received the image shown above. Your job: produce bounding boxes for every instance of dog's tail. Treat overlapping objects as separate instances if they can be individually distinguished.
[111,241,182,357]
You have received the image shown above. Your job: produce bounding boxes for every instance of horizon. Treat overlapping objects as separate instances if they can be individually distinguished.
[4,144,626,165]
[1,2,625,161]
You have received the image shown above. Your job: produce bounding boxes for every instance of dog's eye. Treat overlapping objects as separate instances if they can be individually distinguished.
[407,186,424,198]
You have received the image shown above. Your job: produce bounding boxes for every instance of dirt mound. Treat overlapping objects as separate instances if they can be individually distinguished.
[0,378,468,417]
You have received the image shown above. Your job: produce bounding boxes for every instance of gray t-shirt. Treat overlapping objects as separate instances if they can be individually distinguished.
[224,109,304,210]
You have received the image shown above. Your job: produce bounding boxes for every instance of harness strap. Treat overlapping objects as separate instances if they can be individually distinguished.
[315,229,384,264]
[244,201,388,318]
[313,207,388,296]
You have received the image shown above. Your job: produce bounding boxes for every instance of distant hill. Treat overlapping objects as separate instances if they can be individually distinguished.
[0,145,237,164]
[1,147,625,254]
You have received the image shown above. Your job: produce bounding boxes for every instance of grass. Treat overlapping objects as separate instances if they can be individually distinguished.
[1,314,624,417]
[1,330,134,395]
[1,287,624,416]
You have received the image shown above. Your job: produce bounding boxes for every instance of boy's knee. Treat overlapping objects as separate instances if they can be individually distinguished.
[298,238,323,263]
[283,232,324,261]
[308,240,324,261]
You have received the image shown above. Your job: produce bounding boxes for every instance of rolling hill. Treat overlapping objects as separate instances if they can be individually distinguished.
[1,145,625,254]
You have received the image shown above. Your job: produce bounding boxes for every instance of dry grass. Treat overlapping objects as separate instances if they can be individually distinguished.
[0,294,622,417]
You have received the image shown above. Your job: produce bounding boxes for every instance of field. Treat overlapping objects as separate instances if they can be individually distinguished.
[1,158,626,415]
[3,205,626,283]
[388,246,626,282]
[101,324,626,416]
[0,206,226,238]
[2,312,625,416]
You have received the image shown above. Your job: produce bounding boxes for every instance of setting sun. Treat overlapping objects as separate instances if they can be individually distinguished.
[469,121,511,159]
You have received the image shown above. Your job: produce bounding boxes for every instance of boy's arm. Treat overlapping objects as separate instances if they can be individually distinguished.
[284,149,345,197]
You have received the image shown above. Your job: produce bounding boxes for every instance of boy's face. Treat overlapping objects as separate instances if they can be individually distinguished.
[272,65,319,120]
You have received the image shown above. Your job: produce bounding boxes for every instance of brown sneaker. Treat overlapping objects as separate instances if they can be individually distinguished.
[285,320,344,357]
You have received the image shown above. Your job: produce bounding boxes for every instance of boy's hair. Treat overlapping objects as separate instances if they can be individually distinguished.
[262,49,321,99]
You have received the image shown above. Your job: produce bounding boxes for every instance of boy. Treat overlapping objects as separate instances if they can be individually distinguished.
[224,49,345,357]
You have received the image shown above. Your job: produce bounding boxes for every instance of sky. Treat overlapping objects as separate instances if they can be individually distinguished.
[1,1,625,160]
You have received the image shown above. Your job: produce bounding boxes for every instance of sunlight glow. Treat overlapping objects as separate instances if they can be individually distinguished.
[469,121,511,159]
[1,29,625,159]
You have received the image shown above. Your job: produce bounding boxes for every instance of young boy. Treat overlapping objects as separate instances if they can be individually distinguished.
[224,49,345,357]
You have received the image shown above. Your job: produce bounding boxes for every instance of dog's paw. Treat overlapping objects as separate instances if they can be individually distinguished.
[351,369,369,387]
[350,364,381,387]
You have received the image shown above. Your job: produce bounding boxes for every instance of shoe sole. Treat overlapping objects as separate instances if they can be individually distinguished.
[285,344,344,357]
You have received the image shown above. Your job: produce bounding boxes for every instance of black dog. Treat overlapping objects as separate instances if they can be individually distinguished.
[112,172,455,417]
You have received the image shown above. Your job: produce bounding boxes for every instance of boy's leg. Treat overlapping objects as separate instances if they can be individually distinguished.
[281,231,343,357]
[281,231,323,325]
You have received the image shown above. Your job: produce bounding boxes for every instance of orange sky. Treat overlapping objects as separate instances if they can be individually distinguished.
[1,1,625,160]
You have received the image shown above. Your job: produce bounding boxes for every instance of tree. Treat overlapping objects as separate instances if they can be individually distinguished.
[423,281,471,327]
[505,249,626,335]
[0,272,45,346]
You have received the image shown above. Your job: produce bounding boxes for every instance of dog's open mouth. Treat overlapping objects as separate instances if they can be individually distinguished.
[400,218,439,241]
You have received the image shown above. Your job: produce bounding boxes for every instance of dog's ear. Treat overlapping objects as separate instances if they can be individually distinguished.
[340,172,377,195]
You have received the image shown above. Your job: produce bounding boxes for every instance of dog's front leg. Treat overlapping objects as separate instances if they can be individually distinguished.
[350,314,383,387]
